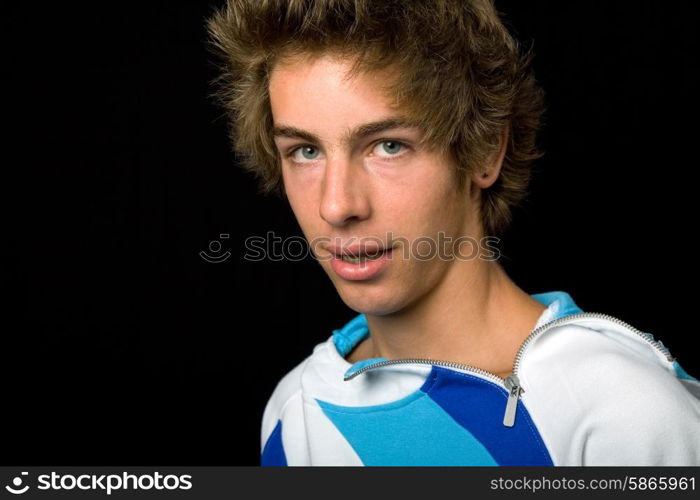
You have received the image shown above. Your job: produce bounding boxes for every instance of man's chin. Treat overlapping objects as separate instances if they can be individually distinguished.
[335,287,404,317]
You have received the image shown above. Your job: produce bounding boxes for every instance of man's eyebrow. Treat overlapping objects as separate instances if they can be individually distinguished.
[272,117,420,146]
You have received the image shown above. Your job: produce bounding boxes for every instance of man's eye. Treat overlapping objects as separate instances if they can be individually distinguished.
[289,146,321,163]
[372,140,408,159]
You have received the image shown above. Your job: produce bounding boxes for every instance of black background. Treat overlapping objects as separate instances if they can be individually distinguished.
[3,1,698,464]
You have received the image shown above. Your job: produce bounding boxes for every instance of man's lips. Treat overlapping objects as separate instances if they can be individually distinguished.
[325,244,393,258]
[328,243,394,281]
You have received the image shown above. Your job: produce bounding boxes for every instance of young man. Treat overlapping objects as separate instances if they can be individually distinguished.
[207,0,700,465]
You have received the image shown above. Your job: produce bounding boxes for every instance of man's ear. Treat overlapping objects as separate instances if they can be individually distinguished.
[471,125,509,190]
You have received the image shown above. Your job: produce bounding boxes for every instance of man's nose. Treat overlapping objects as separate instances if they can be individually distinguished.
[319,156,371,227]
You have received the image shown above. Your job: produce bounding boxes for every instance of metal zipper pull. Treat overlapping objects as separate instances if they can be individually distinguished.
[503,375,522,427]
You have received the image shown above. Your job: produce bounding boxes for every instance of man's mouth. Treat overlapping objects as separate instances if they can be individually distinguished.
[339,247,392,263]
[327,242,394,281]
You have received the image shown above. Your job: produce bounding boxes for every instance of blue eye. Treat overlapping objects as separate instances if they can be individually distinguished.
[289,146,318,163]
[380,141,402,154]
[373,140,408,160]
[293,146,319,161]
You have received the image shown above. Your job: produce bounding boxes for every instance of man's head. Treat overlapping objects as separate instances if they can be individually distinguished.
[207,0,544,238]
[206,0,545,314]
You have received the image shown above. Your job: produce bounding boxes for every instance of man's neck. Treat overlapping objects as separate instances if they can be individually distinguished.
[352,260,546,378]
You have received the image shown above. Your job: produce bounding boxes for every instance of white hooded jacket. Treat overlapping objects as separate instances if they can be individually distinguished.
[260,291,700,465]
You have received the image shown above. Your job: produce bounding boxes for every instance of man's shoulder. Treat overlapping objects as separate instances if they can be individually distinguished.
[520,316,700,464]
[521,314,700,426]
[260,336,336,446]
[522,315,684,375]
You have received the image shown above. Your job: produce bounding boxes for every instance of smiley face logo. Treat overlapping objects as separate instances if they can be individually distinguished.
[5,472,29,495]
[200,233,231,263]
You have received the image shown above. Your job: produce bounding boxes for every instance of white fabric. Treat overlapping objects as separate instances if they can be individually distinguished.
[261,308,700,465]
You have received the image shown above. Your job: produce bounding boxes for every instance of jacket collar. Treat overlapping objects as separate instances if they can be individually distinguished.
[333,290,584,380]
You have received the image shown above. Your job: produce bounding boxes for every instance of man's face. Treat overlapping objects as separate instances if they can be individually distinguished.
[269,53,482,316]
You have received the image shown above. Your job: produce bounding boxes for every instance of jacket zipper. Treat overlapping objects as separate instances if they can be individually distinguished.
[343,312,675,427]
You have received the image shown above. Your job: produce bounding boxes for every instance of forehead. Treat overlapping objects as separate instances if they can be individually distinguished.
[268,53,401,127]
[269,51,390,89]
